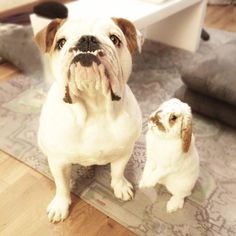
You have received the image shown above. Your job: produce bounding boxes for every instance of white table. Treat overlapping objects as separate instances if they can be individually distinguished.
[30,0,207,52]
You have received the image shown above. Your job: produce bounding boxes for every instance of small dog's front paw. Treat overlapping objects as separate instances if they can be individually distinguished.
[111,177,134,201]
[166,196,184,213]
[47,196,71,223]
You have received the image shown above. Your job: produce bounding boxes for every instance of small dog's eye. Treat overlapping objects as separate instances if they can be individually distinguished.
[110,34,121,47]
[56,38,66,50]
[170,115,177,121]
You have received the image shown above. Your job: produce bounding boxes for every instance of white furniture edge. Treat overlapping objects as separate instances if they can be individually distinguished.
[146,0,207,52]
[30,0,207,52]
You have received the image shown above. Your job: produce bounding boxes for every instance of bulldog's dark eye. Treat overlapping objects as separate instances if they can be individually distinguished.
[56,38,66,50]
[110,34,121,47]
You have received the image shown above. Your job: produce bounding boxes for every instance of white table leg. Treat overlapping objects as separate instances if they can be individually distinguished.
[145,0,207,52]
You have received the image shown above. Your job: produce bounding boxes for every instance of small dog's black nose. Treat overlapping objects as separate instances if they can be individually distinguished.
[76,35,100,52]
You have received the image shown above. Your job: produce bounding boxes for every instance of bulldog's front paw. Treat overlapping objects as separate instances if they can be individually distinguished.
[111,177,134,201]
[47,195,71,223]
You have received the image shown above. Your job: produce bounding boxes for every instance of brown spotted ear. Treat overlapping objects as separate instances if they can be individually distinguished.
[112,17,144,54]
[35,18,64,53]
[181,113,192,153]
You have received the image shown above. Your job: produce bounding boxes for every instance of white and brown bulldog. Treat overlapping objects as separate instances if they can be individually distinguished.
[35,16,143,222]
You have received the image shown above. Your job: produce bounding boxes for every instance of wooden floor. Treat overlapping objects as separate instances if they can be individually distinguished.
[0,4,236,236]
[0,152,134,236]
[205,4,236,32]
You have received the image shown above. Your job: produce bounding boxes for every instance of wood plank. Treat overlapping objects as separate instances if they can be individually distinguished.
[0,150,9,164]
[0,63,20,82]
[0,153,134,235]
[0,152,41,185]
[204,5,236,32]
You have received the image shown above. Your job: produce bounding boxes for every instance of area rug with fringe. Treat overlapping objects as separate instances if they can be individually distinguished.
[0,27,236,235]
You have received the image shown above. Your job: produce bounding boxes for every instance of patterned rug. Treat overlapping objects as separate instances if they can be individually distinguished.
[0,27,236,235]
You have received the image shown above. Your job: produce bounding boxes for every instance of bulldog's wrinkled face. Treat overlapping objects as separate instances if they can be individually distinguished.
[35,17,143,103]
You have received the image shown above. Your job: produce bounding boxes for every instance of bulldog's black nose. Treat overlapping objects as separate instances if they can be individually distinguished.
[76,35,100,52]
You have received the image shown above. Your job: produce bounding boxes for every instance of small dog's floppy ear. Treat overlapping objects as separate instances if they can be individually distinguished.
[35,18,64,53]
[112,18,144,54]
[181,112,192,153]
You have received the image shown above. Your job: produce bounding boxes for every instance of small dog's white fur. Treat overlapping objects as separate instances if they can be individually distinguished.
[139,98,199,213]
[148,0,169,3]
[35,17,143,222]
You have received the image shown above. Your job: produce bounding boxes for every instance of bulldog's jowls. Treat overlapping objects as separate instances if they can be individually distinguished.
[35,17,143,222]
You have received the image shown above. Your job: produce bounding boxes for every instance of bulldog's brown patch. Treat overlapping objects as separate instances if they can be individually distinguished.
[35,18,65,53]
[150,112,166,132]
[112,18,138,54]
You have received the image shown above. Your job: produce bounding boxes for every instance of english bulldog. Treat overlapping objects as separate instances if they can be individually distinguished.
[35,16,143,222]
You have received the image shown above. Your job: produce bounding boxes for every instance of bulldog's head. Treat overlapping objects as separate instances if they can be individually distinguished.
[35,17,143,103]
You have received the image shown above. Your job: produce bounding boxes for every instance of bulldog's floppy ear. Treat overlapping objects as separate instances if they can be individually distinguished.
[181,112,192,153]
[35,18,64,53]
[112,18,144,54]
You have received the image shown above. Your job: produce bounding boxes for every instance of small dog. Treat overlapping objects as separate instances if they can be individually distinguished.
[35,16,143,222]
[139,98,199,213]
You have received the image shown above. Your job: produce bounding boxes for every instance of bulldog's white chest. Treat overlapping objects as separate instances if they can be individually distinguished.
[38,82,142,166]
